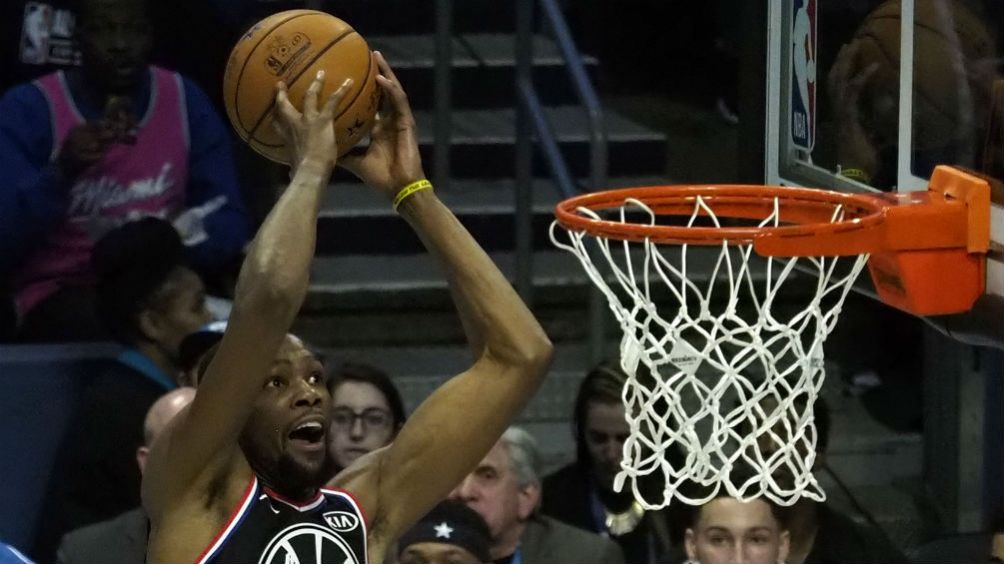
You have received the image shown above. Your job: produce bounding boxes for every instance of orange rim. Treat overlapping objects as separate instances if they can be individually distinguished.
[554,185,892,255]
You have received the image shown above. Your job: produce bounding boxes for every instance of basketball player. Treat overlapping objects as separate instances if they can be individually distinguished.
[142,55,553,564]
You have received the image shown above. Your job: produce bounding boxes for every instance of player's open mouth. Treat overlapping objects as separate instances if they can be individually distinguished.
[288,421,325,450]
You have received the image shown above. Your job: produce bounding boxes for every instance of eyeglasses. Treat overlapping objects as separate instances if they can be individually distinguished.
[331,407,393,431]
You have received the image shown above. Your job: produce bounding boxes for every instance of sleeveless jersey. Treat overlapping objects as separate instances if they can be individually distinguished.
[198,476,368,564]
[14,66,190,315]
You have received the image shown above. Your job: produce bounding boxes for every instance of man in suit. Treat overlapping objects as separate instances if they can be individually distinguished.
[55,387,195,564]
[451,426,626,564]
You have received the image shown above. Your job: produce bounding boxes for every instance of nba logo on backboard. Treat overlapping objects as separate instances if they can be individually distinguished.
[790,0,817,151]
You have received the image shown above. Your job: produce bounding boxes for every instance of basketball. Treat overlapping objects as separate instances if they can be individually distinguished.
[223,10,381,163]
[849,0,994,150]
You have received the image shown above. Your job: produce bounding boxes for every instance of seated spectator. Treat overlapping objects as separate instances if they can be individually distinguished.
[542,361,673,564]
[325,362,406,481]
[682,494,789,564]
[451,426,627,564]
[0,0,249,342]
[398,499,493,564]
[32,218,211,558]
[56,387,195,564]
[760,397,909,564]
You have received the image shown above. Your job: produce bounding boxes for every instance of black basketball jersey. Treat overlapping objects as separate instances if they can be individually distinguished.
[197,476,368,564]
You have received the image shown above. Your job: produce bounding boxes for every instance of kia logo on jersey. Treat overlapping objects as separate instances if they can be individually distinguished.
[324,511,360,533]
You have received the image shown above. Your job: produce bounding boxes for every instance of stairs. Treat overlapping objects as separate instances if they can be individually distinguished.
[295,1,669,357]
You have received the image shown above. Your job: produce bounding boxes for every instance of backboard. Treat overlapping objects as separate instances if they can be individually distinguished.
[763,0,1003,341]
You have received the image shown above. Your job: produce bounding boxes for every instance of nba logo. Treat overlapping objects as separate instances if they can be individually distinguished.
[790,0,817,151]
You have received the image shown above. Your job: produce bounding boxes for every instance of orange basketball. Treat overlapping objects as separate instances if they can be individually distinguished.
[223,10,380,163]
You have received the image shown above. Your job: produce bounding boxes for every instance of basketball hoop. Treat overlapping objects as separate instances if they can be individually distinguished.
[551,166,989,508]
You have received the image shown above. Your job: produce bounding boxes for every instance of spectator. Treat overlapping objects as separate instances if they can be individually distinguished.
[763,397,909,564]
[398,500,493,564]
[542,361,673,564]
[56,387,195,564]
[325,362,407,480]
[681,494,789,564]
[0,0,249,342]
[451,426,627,564]
[32,218,211,559]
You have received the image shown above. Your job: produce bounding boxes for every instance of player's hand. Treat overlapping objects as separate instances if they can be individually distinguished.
[273,71,351,175]
[340,52,426,199]
[828,41,881,181]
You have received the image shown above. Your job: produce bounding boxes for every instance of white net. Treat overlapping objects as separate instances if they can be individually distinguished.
[551,194,871,508]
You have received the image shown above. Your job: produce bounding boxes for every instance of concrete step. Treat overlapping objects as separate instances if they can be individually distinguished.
[316,0,519,35]
[315,176,668,254]
[372,33,599,109]
[329,105,667,183]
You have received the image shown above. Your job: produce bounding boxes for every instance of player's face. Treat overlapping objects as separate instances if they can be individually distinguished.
[685,498,789,564]
[399,543,481,564]
[328,381,396,469]
[583,400,629,491]
[78,0,153,94]
[240,336,336,493]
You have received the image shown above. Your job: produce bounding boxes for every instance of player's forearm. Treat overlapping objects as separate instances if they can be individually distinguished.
[234,160,331,320]
[398,189,552,368]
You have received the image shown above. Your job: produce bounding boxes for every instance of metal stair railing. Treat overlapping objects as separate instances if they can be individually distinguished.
[515,0,608,361]
[430,0,608,360]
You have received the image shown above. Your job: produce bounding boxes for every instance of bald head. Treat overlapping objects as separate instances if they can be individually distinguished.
[143,388,196,447]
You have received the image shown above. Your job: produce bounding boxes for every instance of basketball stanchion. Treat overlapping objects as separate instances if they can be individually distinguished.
[551,165,990,508]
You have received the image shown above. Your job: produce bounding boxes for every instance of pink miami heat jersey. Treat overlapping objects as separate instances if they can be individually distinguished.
[197,476,368,564]
[13,66,190,315]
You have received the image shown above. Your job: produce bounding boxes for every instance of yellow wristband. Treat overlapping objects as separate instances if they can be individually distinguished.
[839,167,872,184]
[392,179,433,211]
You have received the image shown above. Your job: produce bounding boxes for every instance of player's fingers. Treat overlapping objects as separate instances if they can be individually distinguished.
[274,82,300,124]
[373,51,401,85]
[304,70,325,117]
[322,78,354,119]
[375,74,415,128]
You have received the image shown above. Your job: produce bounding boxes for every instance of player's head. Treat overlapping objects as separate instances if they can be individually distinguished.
[685,493,789,564]
[398,500,492,564]
[77,0,153,94]
[231,334,337,496]
[449,427,541,556]
[573,360,630,490]
[93,218,212,363]
[326,362,406,471]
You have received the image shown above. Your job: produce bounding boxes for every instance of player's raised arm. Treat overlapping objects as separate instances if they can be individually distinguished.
[143,73,351,516]
[336,53,553,544]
